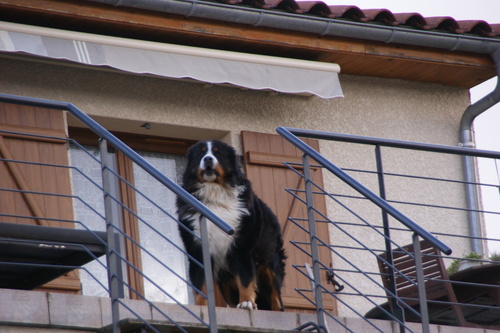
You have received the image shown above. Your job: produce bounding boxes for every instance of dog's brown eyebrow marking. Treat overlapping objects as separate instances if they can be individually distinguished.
[213,147,219,152]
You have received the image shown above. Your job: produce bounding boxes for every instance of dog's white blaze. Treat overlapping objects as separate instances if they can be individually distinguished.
[200,141,218,170]
[190,183,249,270]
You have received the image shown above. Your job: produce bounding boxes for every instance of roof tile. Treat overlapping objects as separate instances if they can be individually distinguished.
[273,0,302,13]
[393,13,430,30]
[362,9,398,26]
[296,1,332,17]
[328,5,367,22]
[457,20,494,37]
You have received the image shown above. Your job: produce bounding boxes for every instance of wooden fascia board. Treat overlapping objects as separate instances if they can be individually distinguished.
[0,0,495,84]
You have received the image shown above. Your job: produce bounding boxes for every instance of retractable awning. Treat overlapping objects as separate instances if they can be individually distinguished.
[0,21,343,99]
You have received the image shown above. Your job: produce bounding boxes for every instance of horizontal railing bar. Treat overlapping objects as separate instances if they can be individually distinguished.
[292,218,500,254]
[286,160,500,189]
[0,93,233,236]
[283,127,500,159]
[277,126,452,255]
[288,186,500,217]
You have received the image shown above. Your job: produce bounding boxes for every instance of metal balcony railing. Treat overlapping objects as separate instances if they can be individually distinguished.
[1,91,500,333]
[0,93,235,333]
[277,127,500,333]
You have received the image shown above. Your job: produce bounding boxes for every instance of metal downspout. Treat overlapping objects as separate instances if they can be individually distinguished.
[460,49,500,255]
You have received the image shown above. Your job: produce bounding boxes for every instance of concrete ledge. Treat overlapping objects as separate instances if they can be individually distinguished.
[0,289,498,333]
[0,289,49,326]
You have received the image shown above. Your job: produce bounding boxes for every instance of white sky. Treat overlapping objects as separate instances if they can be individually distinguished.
[321,0,500,254]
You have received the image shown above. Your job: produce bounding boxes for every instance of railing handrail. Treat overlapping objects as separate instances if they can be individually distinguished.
[0,93,234,236]
[277,126,452,255]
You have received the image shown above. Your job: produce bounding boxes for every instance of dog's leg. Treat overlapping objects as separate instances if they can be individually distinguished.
[257,266,284,311]
[236,275,257,310]
[194,281,208,306]
[214,283,228,307]
[194,281,228,307]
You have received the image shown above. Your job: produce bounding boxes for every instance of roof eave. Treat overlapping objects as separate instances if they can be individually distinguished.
[86,0,500,55]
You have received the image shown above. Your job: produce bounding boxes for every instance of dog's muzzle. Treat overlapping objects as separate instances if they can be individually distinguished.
[201,156,218,182]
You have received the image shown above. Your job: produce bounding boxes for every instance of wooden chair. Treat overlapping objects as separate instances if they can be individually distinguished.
[377,239,468,326]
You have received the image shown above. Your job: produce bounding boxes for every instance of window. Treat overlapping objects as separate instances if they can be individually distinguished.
[69,128,192,302]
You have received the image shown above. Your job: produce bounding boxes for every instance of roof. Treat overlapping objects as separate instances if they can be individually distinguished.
[0,0,497,88]
[214,1,500,38]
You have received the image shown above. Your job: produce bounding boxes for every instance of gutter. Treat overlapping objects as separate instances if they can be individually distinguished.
[86,0,500,252]
[87,0,500,53]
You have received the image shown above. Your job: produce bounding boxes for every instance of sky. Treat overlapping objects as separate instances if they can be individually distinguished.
[321,0,500,254]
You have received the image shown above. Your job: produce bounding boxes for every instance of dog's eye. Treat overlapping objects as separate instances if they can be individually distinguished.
[201,147,207,152]
[213,147,219,153]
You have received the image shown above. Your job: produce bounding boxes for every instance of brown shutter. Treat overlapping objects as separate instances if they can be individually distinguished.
[115,150,145,299]
[241,131,337,314]
[0,102,80,293]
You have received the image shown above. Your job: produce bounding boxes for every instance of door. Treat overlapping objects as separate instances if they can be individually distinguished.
[0,102,80,293]
[241,131,337,314]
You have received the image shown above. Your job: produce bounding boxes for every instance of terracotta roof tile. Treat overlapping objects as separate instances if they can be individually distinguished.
[296,1,332,17]
[425,17,463,33]
[205,0,500,38]
[491,24,500,35]
[362,9,398,26]
[393,13,430,30]
[457,20,494,37]
[328,5,367,22]
[272,0,302,13]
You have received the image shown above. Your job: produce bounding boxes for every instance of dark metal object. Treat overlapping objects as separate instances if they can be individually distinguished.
[0,221,107,290]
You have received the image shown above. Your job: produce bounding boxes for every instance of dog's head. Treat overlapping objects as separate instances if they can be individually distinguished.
[183,140,241,187]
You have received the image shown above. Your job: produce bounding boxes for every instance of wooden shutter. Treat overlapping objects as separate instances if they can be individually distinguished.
[115,150,145,299]
[241,131,337,314]
[0,102,80,293]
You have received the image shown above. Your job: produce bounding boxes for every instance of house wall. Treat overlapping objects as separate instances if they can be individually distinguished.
[0,56,472,316]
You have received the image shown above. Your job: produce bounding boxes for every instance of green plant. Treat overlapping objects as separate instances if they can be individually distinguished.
[447,252,483,275]
[489,252,500,261]
[464,252,483,260]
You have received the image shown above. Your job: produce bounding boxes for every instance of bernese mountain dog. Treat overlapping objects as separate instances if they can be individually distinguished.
[176,140,286,311]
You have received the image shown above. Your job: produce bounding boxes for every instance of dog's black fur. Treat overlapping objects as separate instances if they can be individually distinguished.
[176,140,286,310]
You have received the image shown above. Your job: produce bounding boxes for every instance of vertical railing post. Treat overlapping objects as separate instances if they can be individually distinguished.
[303,154,326,329]
[199,216,218,333]
[412,233,430,333]
[375,145,405,332]
[100,138,123,333]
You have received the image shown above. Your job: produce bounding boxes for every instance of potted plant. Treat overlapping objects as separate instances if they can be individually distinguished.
[447,252,484,275]
[489,252,500,262]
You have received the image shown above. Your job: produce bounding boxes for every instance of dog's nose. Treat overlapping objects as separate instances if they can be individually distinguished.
[203,156,214,168]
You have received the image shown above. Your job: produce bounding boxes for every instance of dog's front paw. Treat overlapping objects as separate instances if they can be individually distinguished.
[237,301,257,310]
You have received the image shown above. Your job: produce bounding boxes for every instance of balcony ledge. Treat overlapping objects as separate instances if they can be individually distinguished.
[0,288,496,333]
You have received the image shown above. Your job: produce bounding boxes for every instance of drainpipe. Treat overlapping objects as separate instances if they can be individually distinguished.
[460,49,500,255]
[87,0,500,252]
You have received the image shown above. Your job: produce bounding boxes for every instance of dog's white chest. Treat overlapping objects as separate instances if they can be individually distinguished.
[192,184,248,269]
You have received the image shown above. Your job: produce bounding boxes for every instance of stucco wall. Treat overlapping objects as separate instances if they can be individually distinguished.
[0,56,472,316]
[0,57,467,146]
